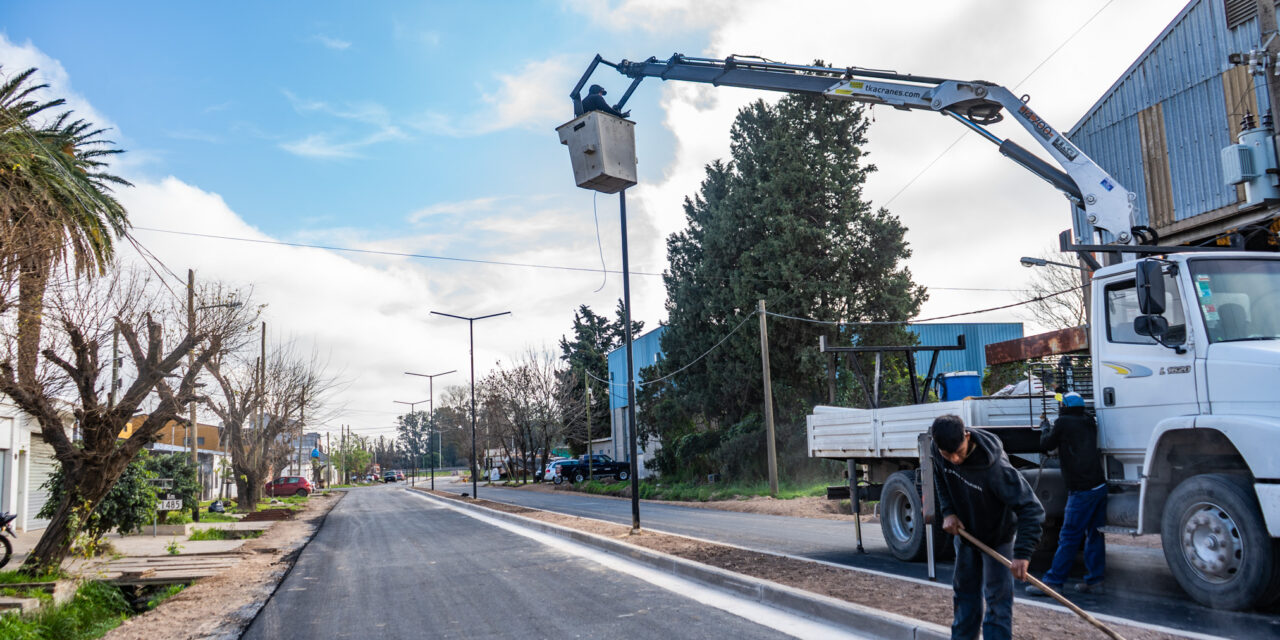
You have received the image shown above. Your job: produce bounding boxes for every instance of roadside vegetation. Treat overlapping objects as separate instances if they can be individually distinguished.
[0,580,132,640]
[568,478,833,502]
[188,528,262,541]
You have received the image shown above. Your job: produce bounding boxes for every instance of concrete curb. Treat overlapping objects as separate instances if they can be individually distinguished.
[413,489,948,640]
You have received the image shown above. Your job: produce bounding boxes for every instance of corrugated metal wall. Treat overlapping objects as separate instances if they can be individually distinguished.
[1069,0,1266,236]
[905,323,1024,375]
[607,325,666,410]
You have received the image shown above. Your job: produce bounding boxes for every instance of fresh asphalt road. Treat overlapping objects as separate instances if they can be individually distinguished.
[455,480,1280,640]
[241,485,821,640]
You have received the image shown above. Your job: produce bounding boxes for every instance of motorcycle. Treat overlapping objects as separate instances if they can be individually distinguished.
[0,512,15,569]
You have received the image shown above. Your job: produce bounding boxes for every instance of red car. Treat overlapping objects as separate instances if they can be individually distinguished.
[264,476,312,497]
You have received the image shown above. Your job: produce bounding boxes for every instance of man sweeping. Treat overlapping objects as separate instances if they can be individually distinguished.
[932,414,1044,640]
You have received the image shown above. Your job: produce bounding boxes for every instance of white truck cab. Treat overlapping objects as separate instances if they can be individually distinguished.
[806,251,1280,610]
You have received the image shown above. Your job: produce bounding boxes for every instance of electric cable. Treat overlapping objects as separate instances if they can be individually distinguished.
[764,282,1086,326]
[130,226,1022,292]
[591,192,607,293]
[883,0,1117,208]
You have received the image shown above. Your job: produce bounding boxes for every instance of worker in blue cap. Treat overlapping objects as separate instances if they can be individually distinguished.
[582,84,630,119]
[1028,391,1108,596]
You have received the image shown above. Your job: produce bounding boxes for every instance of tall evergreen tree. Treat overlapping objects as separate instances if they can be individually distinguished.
[648,91,925,480]
[556,303,642,453]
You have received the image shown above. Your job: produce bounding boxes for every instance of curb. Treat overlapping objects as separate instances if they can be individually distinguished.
[412,489,948,640]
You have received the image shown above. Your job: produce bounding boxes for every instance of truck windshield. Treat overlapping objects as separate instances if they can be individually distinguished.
[1189,259,1280,343]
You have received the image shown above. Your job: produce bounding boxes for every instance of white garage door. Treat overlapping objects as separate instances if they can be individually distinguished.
[27,435,56,529]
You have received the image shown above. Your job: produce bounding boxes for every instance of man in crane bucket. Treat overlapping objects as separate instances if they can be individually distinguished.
[1028,391,1107,597]
[932,415,1044,640]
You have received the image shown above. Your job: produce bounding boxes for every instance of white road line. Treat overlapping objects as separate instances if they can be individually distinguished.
[404,490,872,640]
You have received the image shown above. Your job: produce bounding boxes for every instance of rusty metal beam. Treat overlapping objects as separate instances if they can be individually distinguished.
[985,326,1088,365]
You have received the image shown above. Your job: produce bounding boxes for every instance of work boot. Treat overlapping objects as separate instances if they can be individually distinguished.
[1024,583,1061,597]
[1075,581,1105,595]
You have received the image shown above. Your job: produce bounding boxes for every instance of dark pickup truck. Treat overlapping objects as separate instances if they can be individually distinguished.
[553,454,631,484]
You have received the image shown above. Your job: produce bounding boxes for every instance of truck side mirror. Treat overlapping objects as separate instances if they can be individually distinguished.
[1134,314,1169,339]
[1135,260,1166,315]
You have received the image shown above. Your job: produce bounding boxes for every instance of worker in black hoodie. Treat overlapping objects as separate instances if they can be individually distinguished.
[932,414,1044,640]
[582,84,630,119]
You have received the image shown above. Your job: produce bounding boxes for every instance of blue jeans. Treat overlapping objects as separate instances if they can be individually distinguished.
[1042,483,1107,586]
[952,538,1013,640]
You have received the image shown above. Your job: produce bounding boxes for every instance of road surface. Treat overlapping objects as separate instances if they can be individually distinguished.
[242,485,859,640]
[457,480,1280,640]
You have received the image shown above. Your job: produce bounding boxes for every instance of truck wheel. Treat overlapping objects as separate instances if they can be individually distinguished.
[574,472,586,484]
[617,470,630,482]
[1161,474,1279,610]
[553,475,563,485]
[881,471,928,561]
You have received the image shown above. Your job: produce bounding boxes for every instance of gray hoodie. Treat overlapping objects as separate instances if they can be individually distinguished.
[933,428,1044,560]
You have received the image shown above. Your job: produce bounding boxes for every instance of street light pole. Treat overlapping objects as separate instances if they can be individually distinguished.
[406,370,457,491]
[618,188,642,534]
[430,311,510,499]
[393,399,429,486]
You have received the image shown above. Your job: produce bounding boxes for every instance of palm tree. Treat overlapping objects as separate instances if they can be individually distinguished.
[0,66,130,388]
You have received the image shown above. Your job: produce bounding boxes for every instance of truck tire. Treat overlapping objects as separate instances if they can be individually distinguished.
[1161,474,1279,610]
[553,475,563,485]
[573,472,586,484]
[881,471,929,561]
[617,469,630,482]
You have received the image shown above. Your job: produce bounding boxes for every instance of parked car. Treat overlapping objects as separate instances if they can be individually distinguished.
[539,459,569,482]
[554,454,629,484]
[395,470,406,481]
[383,470,398,482]
[265,476,312,497]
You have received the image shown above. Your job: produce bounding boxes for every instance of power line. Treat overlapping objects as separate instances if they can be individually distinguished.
[765,283,1085,326]
[130,225,1023,292]
[882,0,1116,208]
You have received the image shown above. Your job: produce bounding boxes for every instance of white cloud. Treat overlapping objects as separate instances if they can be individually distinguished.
[278,91,407,158]
[311,34,352,51]
[563,0,743,32]
[412,56,577,136]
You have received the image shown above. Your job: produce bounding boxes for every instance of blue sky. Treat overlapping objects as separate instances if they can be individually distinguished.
[6,1,693,238]
[1,1,1187,434]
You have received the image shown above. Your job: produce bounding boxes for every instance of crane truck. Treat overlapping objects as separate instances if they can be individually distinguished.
[561,53,1280,611]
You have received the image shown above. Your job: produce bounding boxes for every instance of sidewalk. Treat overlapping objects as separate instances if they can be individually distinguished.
[7,521,268,571]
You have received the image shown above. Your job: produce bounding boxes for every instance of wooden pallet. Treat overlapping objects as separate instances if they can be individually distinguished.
[91,553,244,586]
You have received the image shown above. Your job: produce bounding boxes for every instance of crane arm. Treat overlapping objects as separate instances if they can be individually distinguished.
[574,54,1137,246]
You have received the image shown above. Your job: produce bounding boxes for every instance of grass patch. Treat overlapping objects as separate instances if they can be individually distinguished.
[0,570,63,585]
[165,509,239,525]
[144,583,185,610]
[571,478,834,502]
[0,580,132,640]
[187,528,262,542]
[0,586,53,604]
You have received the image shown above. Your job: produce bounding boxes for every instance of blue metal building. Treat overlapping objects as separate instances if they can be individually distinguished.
[603,326,665,476]
[1069,0,1280,247]
[905,322,1024,376]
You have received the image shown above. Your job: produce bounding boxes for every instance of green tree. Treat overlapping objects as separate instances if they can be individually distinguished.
[143,453,199,520]
[39,451,156,551]
[0,66,129,389]
[556,302,643,454]
[646,90,925,480]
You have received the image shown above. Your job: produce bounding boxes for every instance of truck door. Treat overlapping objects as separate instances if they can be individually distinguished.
[1096,273,1197,453]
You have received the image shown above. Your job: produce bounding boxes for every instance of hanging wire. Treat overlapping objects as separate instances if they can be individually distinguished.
[591,192,607,293]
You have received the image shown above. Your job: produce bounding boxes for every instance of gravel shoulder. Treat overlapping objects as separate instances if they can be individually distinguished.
[102,492,343,640]
[426,488,1183,640]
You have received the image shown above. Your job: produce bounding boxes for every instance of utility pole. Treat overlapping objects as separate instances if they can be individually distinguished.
[618,189,641,533]
[187,269,201,522]
[109,326,120,407]
[1257,0,1280,124]
[431,311,511,499]
[585,371,592,481]
[258,322,266,497]
[758,300,779,496]
[326,431,330,488]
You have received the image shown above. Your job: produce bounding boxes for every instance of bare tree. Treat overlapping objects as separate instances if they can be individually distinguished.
[1020,248,1089,330]
[0,267,241,574]
[486,348,566,483]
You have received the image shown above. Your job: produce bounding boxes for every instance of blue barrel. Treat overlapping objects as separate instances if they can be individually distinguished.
[939,371,983,401]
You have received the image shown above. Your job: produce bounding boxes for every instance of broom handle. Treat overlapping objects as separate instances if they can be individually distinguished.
[955,529,1126,640]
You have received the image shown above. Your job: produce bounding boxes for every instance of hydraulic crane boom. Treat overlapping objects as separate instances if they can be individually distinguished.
[573,53,1140,247]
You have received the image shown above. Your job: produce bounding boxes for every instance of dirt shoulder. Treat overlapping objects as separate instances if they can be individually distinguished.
[425,488,1181,640]
[513,481,1161,548]
[103,492,343,640]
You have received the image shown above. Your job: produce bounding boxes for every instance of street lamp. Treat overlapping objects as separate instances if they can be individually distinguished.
[1020,256,1088,271]
[430,311,510,500]
[393,399,429,486]
[405,370,457,491]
